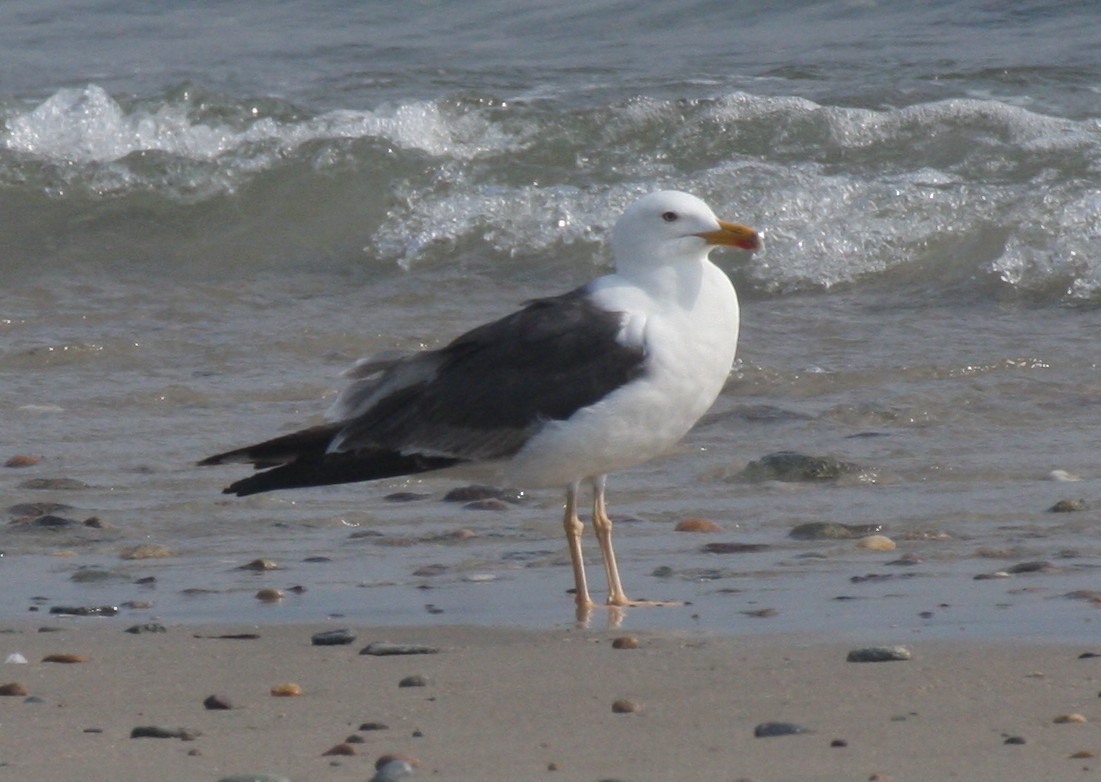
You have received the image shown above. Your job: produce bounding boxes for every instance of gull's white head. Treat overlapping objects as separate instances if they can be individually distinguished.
[610,190,759,274]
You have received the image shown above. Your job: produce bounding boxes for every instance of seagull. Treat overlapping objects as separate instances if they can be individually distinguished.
[199,190,759,609]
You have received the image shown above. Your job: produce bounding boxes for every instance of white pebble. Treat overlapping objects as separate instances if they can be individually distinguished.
[4,653,27,664]
[463,573,496,582]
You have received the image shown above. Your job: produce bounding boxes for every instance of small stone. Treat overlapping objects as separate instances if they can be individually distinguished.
[130,725,201,740]
[5,455,42,468]
[1049,499,1087,513]
[413,564,448,577]
[856,535,896,551]
[846,646,912,663]
[42,653,88,664]
[0,683,29,696]
[122,600,155,610]
[270,683,303,697]
[370,758,416,782]
[398,674,428,688]
[255,588,283,602]
[611,698,641,713]
[384,492,432,502]
[49,605,118,617]
[4,653,27,664]
[754,722,813,737]
[611,636,639,650]
[345,734,366,744]
[360,642,440,656]
[203,694,234,710]
[1054,713,1087,724]
[1004,736,1026,745]
[375,752,419,771]
[742,451,864,483]
[240,558,279,571]
[119,543,173,560]
[322,742,357,756]
[359,722,389,731]
[6,501,71,516]
[311,629,356,646]
[830,738,848,747]
[675,518,722,533]
[82,516,110,529]
[1008,560,1055,574]
[1070,750,1095,758]
[443,484,507,502]
[1049,470,1081,482]
[789,522,884,540]
[742,607,779,618]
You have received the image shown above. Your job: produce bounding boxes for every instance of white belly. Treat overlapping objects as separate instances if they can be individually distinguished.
[500,262,739,488]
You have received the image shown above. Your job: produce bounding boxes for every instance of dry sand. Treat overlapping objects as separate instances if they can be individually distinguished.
[0,620,1099,781]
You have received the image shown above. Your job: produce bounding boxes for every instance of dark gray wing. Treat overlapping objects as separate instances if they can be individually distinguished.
[332,285,648,460]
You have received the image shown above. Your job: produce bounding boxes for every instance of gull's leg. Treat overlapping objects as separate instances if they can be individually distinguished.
[563,481,593,609]
[591,474,631,606]
[591,475,682,608]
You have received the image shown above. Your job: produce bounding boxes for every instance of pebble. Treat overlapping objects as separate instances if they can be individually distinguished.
[1071,750,1096,758]
[1007,560,1056,574]
[270,683,303,697]
[7,501,72,516]
[742,608,779,618]
[42,653,88,663]
[70,567,129,583]
[4,653,27,664]
[1004,736,1026,745]
[360,721,390,731]
[1054,713,1087,724]
[754,721,813,737]
[384,492,432,502]
[322,742,357,756]
[0,683,29,696]
[203,694,234,710]
[856,535,896,551]
[675,518,722,533]
[611,636,639,650]
[311,628,356,646]
[846,646,912,663]
[255,588,284,602]
[360,642,440,656]
[830,739,848,747]
[1049,499,1087,512]
[443,484,516,502]
[11,514,79,528]
[240,558,279,571]
[398,674,428,688]
[218,775,292,782]
[742,451,864,482]
[611,698,642,713]
[413,564,448,577]
[49,605,119,617]
[130,724,201,740]
[371,759,416,782]
[344,734,366,744]
[4,454,42,468]
[119,543,173,560]
[789,522,884,540]
[121,600,154,609]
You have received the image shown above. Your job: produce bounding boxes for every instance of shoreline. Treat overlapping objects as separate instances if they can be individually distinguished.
[1,621,1099,781]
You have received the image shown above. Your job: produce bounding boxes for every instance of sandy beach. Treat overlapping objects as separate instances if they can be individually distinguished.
[1,620,1098,782]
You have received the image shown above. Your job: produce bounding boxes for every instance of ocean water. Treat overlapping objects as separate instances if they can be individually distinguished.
[2,0,1100,639]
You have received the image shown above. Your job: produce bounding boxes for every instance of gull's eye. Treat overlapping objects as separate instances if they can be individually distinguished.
[661,211,678,222]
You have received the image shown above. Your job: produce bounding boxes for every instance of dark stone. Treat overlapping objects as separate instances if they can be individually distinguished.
[311,629,356,646]
[384,492,432,502]
[398,674,428,688]
[789,522,884,540]
[125,623,167,634]
[1049,499,1087,513]
[360,642,440,656]
[754,721,813,737]
[462,499,510,511]
[203,694,234,710]
[1007,560,1056,574]
[49,605,119,617]
[846,646,912,663]
[359,722,389,731]
[130,725,201,740]
[7,502,73,516]
[742,451,864,483]
[1004,736,1026,745]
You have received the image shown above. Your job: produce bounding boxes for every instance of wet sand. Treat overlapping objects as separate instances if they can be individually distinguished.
[2,621,1099,781]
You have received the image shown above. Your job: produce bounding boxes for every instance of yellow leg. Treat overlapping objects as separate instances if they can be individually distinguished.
[591,475,631,606]
[563,482,593,609]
